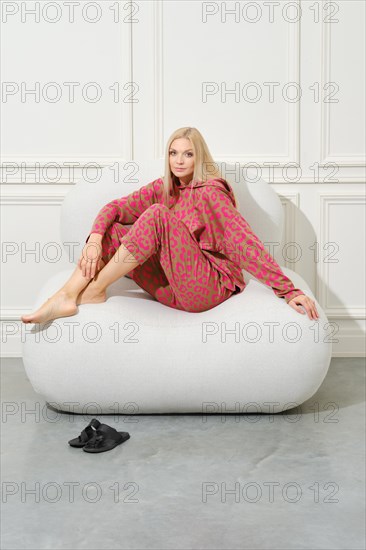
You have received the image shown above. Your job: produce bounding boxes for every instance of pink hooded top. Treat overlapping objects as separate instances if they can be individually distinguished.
[87,177,305,304]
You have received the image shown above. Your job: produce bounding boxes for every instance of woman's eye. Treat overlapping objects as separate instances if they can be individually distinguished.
[169,151,193,156]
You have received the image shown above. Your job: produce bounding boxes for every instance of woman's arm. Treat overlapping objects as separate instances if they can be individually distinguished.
[85,178,163,242]
[200,181,305,303]
[218,193,319,318]
[223,216,305,303]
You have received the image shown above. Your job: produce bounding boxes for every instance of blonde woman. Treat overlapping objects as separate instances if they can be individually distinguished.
[21,127,319,324]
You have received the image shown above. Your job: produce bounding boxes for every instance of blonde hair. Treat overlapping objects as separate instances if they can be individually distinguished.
[160,127,239,210]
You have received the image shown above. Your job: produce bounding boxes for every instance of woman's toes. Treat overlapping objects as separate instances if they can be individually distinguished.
[21,314,32,324]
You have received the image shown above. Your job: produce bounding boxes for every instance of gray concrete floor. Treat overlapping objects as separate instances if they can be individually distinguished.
[0,357,365,550]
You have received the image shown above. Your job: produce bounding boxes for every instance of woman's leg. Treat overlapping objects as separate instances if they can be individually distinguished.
[77,244,140,297]
[21,267,90,323]
[82,222,176,306]
[20,263,101,325]
[75,223,142,304]
[21,223,140,324]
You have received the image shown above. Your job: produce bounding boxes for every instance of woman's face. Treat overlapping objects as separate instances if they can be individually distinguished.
[169,138,195,185]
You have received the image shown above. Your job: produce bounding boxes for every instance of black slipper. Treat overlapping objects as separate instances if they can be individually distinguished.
[68,418,101,447]
[82,424,130,453]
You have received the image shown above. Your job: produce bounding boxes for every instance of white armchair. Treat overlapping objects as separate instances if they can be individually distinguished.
[22,161,332,414]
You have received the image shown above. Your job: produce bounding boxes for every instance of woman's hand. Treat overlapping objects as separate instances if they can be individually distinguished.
[288,294,319,320]
[78,238,104,280]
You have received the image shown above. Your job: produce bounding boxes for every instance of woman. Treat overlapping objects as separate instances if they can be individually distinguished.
[21,127,319,323]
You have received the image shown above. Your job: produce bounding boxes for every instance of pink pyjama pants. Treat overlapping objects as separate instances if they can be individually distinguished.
[97,203,234,313]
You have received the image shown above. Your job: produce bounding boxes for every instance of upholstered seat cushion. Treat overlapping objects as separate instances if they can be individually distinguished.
[22,267,331,414]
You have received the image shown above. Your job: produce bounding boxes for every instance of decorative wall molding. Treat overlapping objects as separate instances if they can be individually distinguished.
[0,187,70,205]
[153,0,164,160]
[1,20,134,166]
[279,193,301,272]
[2,174,365,186]
[1,310,26,322]
[1,0,365,359]
[318,192,366,319]
[267,177,366,184]
[320,6,366,166]
[154,0,300,165]
[0,159,130,173]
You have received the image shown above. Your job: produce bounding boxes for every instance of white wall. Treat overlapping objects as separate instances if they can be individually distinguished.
[1,0,365,357]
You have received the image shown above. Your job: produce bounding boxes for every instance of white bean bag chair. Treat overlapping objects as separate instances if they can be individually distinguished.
[22,161,332,414]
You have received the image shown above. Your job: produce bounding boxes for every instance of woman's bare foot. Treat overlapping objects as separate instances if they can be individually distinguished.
[21,290,78,324]
[76,281,107,306]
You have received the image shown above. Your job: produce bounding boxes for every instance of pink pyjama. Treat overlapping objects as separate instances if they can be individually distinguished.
[98,203,234,313]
